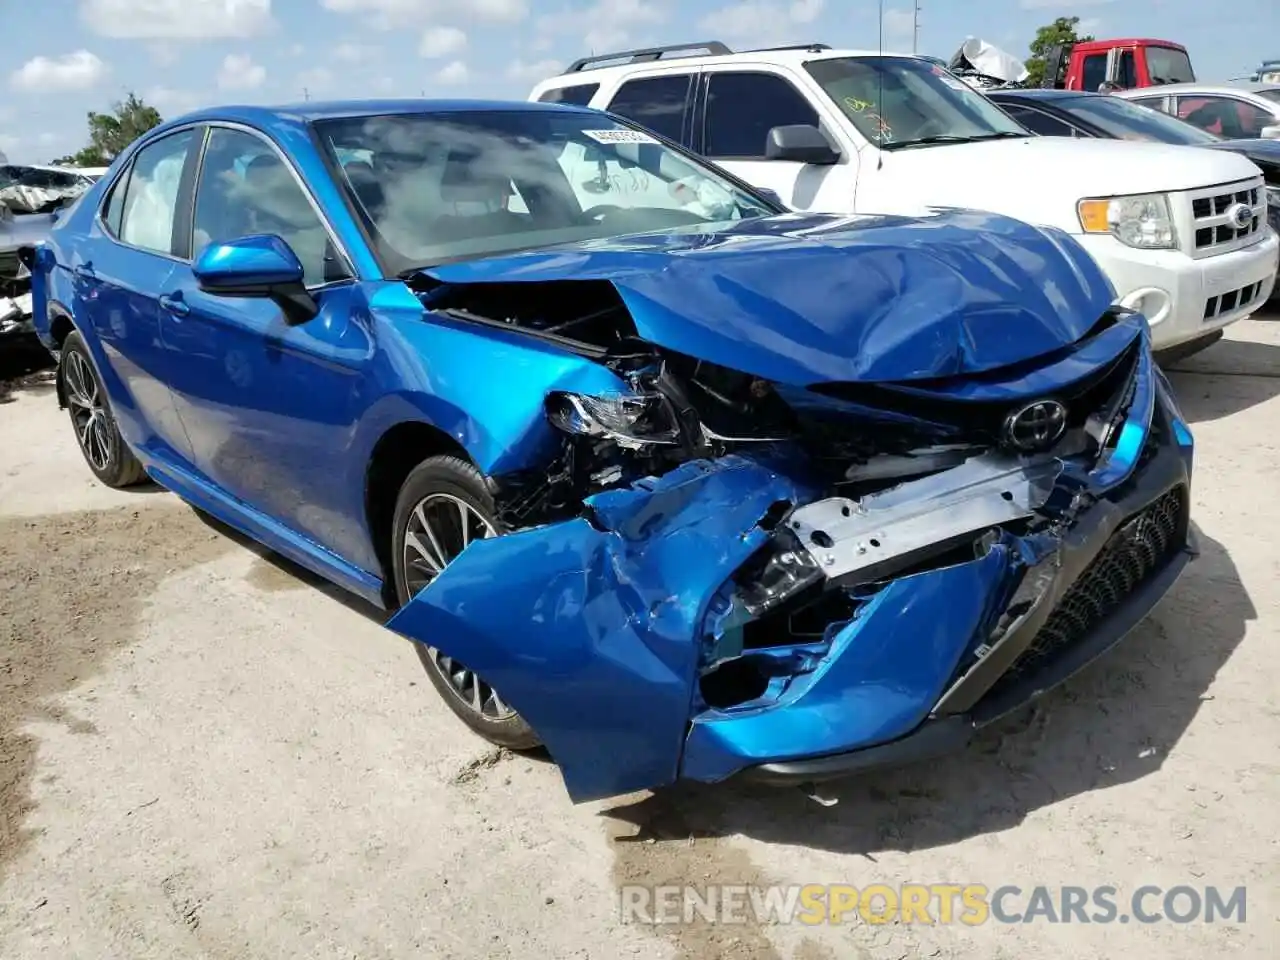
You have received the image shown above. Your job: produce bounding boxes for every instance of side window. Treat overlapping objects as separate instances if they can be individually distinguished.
[101,161,133,237]
[117,130,195,255]
[1000,104,1077,137]
[1177,96,1267,138]
[1129,96,1167,113]
[538,83,600,106]
[1118,51,1137,89]
[192,127,348,288]
[704,72,819,159]
[605,75,692,143]
[1080,55,1106,93]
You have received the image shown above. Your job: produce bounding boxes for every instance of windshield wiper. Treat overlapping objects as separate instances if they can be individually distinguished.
[882,131,1028,151]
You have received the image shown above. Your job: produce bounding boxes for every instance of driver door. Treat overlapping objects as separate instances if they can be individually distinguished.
[158,125,375,566]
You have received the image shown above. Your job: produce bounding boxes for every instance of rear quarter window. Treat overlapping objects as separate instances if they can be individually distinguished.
[538,83,600,106]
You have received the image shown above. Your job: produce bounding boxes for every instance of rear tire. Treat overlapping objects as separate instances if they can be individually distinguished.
[390,455,540,751]
[59,330,147,488]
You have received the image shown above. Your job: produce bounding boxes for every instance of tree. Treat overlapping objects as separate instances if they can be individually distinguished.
[51,92,162,167]
[1024,16,1095,88]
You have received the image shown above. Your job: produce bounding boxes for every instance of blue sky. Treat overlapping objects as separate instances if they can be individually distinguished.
[2,0,1276,163]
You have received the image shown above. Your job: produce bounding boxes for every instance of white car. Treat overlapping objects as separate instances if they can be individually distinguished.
[1116,83,1280,141]
[529,42,1280,359]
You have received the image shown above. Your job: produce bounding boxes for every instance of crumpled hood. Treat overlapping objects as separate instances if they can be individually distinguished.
[420,209,1117,385]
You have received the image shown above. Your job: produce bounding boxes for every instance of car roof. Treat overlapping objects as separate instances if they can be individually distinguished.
[144,98,595,140]
[986,88,1089,102]
[536,47,918,87]
[1116,82,1280,97]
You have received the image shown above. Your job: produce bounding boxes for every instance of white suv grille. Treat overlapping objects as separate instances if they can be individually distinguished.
[1174,176,1267,259]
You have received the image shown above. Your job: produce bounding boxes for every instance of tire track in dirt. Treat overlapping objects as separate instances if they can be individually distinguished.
[0,503,233,880]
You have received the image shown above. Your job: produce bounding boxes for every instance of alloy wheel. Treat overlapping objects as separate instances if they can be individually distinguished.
[401,493,515,721]
[64,350,114,473]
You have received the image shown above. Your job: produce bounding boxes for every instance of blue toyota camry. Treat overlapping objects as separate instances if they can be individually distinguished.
[23,99,1196,802]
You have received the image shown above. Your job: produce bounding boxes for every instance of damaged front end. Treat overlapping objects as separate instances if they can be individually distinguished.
[386,267,1195,802]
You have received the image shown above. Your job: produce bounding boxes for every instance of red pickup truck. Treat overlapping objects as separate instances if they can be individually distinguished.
[1042,39,1195,92]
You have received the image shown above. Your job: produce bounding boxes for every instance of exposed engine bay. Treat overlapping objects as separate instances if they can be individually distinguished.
[406,274,1164,713]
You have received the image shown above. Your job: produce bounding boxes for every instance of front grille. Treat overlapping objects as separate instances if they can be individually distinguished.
[985,484,1187,696]
[1182,178,1266,257]
[1204,279,1267,320]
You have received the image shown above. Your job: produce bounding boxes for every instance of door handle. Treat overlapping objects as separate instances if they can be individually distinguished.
[159,292,190,317]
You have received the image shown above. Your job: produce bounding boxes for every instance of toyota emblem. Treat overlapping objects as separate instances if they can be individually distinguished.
[1003,400,1068,452]
[1226,202,1254,231]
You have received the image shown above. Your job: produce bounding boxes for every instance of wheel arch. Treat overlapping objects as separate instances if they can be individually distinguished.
[47,302,81,409]
[364,420,475,606]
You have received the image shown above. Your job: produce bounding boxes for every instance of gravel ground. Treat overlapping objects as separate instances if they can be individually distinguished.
[0,315,1277,960]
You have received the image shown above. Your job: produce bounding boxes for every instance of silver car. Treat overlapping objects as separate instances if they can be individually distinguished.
[1116,83,1280,140]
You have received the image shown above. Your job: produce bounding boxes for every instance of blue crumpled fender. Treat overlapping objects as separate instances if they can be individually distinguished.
[384,455,812,802]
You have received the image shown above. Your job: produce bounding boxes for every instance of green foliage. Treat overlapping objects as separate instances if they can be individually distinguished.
[51,92,163,167]
[1024,16,1096,88]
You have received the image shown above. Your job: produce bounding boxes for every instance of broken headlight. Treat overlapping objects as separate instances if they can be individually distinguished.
[546,391,682,448]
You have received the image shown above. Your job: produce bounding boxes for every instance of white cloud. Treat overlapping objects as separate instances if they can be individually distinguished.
[537,0,666,55]
[506,58,563,84]
[335,42,380,63]
[38,132,59,147]
[319,0,526,29]
[10,51,108,92]
[80,0,274,39]
[217,52,266,89]
[433,60,469,85]
[419,26,467,58]
[697,0,824,43]
[0,134,20,158]
[145,85,204,113]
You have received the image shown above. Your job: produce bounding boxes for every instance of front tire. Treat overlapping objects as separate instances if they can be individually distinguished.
[391,455,540,751]
[60,330,146,488]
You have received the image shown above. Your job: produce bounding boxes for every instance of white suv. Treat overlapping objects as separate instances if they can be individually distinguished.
[529,42,1279,359]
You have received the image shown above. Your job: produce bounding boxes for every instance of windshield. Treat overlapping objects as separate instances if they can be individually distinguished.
[1146,47,1195,85]
[311,110,778,274]
[804,55,1029,150]
[1060,94,1222,144]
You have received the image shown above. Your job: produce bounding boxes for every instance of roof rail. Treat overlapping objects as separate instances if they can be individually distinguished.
[740,42,831,53]
[564,40,732,74]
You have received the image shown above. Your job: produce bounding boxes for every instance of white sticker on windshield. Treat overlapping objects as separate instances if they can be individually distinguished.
[583,128,659,144]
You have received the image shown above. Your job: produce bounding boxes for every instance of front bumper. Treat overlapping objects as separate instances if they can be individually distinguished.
[1076,229,1279,349]
[735,436,1194,786]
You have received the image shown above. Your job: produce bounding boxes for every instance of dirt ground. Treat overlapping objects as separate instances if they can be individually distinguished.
[0,316,1277,960]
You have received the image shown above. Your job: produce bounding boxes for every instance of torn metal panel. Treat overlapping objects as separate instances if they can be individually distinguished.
[0,183,85,216]
[385,455,811,803]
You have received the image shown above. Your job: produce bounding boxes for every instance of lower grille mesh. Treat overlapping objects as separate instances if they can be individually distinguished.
[989,484,1186,693]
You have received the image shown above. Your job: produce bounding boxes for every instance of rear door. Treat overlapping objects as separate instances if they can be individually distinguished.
[601,73,696,147]
[74,127,201,467]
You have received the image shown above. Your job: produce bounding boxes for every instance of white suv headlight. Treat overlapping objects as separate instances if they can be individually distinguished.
[1077,193,1176,250]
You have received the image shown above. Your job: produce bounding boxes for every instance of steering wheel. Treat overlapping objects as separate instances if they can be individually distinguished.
[579,204,624,223]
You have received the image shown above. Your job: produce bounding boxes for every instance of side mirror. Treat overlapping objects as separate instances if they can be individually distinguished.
[765,124,841,165]
[1260,124,1280,140]
[754,186,787,208]
[192,234,317,324]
